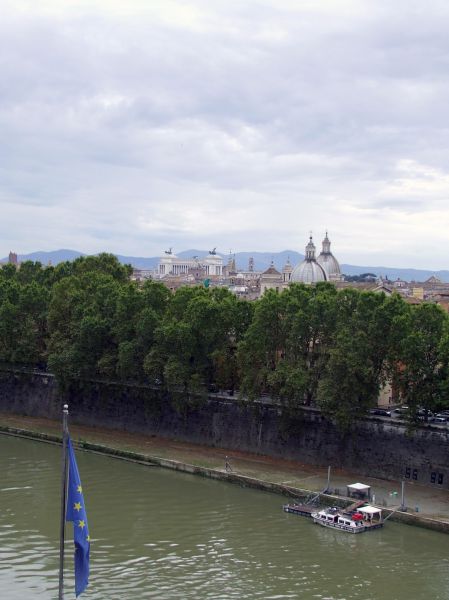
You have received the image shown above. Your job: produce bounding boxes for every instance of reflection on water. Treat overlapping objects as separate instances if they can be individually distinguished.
[1,434,449,599]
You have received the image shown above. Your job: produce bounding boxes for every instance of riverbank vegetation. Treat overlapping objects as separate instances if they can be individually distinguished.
[1,255,449,426]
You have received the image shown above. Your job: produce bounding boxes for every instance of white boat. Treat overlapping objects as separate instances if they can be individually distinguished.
[311,505,383,533]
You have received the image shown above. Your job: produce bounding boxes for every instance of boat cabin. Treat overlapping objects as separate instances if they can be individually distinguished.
[338,516,363,527]
[315,509,363,528]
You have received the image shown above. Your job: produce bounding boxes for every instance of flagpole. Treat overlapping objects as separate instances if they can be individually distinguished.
[58,404,69,600]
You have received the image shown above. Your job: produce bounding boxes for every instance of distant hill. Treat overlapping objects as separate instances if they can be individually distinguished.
[339,264,449,283]
[234,250,302,272]
[3,249,449,283]
[178,249,303,272]
[0,249,85,265]
[226,252,449,282]
[115,255,159,269]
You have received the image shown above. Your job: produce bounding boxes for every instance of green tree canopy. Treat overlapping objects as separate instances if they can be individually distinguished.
[316,290,409,428]
[397,303,449,419]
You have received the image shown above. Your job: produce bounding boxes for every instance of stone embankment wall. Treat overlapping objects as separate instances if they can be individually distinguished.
[1,370,449,490]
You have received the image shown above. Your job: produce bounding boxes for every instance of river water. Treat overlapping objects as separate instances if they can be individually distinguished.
[1,434,449,600]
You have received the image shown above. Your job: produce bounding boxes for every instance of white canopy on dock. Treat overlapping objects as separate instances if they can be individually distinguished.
[347,483,371,491]
[347,482,372,500]
[358,505,381,515]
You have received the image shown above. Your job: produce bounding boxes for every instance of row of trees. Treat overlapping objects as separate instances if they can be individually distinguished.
[240,283,449,426]
[1,255,449,426]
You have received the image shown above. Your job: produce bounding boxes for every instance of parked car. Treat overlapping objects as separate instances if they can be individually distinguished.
[430,416,447,423]
[417,408,434,416]
[369,408,391,417]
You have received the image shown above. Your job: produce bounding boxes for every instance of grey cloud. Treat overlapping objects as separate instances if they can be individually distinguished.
[1,2,449,265]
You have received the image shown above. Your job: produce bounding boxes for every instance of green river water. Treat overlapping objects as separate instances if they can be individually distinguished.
[1,434,449,599]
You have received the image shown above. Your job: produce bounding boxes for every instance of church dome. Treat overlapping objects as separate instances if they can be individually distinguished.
[291,236,327,284]
[316,232,341,280]
[291,260,327,284]
[317,253,340,278]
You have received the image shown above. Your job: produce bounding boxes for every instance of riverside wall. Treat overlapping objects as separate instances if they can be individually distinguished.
[1,370,449,490]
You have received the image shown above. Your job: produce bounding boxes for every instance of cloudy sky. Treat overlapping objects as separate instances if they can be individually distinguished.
[2,0,449,269]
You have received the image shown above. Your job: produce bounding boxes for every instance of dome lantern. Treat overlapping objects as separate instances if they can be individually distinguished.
[317,231,341,281]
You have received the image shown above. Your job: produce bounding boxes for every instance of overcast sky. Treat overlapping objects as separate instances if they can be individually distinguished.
[2,1,449,269]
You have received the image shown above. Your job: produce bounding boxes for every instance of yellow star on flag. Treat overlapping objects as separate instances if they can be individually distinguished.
[78,520,86,530]
[77,485,83,493]
[74,502,82,512]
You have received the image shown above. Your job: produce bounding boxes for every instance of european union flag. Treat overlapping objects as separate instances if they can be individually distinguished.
[66,437,90,597]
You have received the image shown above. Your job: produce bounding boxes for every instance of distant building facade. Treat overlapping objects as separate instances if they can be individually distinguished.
[282,257,293,284]
[157,250,224,279]
[131,268,154,282]
[260,261,283,295]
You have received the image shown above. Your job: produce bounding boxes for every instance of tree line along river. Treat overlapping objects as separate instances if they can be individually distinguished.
[1,434,449,600]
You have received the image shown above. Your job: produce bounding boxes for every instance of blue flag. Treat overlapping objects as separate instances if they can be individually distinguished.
[66,437,90,597]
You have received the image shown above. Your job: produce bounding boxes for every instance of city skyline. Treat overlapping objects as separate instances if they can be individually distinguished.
[5,244,449,283]
[2,1,449,269]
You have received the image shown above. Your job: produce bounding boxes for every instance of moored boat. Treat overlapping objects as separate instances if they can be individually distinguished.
[311,505,383,533]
